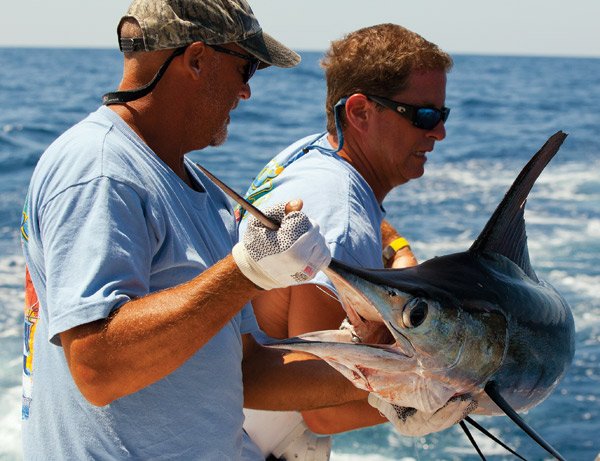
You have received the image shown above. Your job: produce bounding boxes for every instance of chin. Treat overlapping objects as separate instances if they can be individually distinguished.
[405,168,425,181]
[209,128,228,147]
[410,159,426,177]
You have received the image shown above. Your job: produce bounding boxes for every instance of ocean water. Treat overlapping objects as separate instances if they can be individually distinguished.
[0,48,599,460]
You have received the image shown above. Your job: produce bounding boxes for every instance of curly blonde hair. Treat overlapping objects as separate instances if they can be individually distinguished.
[321,23,453,134]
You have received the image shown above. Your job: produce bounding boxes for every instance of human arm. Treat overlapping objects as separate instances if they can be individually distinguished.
[381,219,418,269]
[242,331,368,412]
[61,256,261,406]
[290,284,388,433]
[250,283,387,434]
[60,197,328,406]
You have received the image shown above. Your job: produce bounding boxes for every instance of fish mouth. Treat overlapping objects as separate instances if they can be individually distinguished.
[323,266,416,358]
[382,321,417,358]
[360,339,416,360]
[356,317,416,359]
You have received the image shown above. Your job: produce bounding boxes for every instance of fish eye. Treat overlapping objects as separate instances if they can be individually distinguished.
[402,298,428,328]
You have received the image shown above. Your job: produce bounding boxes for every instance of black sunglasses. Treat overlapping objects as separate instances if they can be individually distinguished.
[207,44,260,84]
[365,94,450,130]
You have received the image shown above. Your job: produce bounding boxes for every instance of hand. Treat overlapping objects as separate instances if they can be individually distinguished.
[368,393,477,437]
[232,200,331,290]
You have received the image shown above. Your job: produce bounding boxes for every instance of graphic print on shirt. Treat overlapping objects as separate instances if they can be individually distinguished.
[20,196,29,243]
[235,133,330,223]
[235,159,284,222]
[21,195,39,420]
[22,266,39,420]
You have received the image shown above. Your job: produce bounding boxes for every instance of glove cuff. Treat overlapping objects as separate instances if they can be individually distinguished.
[232,243,278,291]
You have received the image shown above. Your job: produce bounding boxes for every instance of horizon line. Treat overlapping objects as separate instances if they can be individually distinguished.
[0,45,599,60]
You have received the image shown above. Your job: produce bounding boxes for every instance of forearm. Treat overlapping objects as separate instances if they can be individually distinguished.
[301,400,386,434]
[62,255,260,406]
[380,218,402,247]
[241,241,369,414]
[243,338,368,411]
[288,286,386,434]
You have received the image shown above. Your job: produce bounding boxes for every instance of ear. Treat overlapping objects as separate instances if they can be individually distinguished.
[344,93,373,134]
[183,42,207,80]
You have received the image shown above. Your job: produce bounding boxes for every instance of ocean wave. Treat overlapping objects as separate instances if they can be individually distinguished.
[0,255,23,461]
[331,454,415,461]
[0,385,22,461]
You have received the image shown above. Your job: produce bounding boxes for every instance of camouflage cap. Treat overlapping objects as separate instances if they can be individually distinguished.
[118,0,300,68]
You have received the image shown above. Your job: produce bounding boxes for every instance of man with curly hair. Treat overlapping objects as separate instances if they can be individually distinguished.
[239,24,469,460]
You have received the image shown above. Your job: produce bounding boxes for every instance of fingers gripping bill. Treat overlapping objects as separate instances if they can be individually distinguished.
[232,202,331,290]
[368,394,478,437]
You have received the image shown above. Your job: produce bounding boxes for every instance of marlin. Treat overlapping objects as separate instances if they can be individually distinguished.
[197,131,575,460]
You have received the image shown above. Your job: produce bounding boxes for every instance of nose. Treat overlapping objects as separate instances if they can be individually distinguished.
[239,82,251,100]
[427,120,446,141]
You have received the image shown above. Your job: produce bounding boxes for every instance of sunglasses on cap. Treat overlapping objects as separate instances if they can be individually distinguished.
[365,94,450,130]
[207,44,260,84]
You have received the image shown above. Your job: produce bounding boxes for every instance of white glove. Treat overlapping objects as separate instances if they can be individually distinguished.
[368,393,477,437]
[232,202,331,290]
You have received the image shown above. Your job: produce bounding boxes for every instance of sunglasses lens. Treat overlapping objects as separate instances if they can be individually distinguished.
[442,107,450,122]
[415,108,445,130]
[244,61,259,83]
[367,94,450,130]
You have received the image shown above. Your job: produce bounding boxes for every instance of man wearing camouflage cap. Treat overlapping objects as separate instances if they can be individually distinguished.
[20,0,366,459]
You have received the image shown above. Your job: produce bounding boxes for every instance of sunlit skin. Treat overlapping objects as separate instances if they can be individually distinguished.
[109,42,251,187]
[334,69,447,203]
[199,44,253,147]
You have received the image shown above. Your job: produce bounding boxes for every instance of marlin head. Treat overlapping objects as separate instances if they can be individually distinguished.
[323,255,509,397]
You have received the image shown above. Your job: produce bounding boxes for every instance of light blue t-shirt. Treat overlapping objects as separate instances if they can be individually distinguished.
[237,133,385,291]
[238,133,384,457]
[21,106,262,460]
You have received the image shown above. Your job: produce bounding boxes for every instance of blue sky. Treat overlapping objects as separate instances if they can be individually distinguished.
[3,0,599,57]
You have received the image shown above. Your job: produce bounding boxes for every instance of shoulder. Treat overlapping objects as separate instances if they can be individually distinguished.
[30,108,155,205]
[256,150,351,216]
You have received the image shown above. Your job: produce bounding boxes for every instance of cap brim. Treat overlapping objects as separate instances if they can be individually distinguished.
[238,31,300,69]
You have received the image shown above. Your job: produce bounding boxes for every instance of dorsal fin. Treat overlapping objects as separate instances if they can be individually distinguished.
[469,132,567,281]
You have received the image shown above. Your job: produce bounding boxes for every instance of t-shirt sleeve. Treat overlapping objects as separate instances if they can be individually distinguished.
[239,303,260,335]
[39,177,153,344]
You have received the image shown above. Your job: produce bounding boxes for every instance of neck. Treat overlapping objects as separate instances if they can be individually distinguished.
[109,102,197,188]
[327,133,389,203]
[109,57,210,187]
